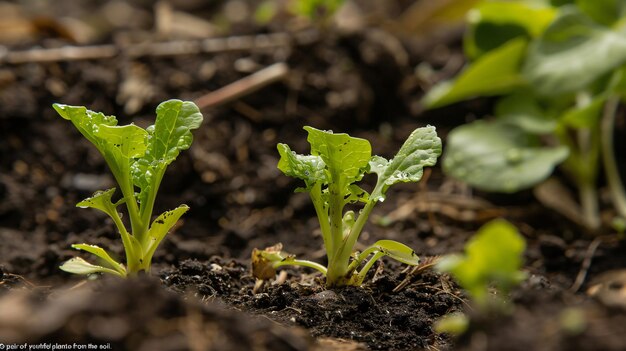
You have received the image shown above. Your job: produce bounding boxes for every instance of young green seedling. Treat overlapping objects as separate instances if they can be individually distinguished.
[54,100,203,277]
[434,219,527,335]
[253,126,441,287]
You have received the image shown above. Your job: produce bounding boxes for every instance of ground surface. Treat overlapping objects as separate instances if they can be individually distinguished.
[2,1,626,350]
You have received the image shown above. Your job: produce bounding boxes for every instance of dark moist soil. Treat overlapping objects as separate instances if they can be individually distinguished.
[2,1,626,350]
[162,258,461,350]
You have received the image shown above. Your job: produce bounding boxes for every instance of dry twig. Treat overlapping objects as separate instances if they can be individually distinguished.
[0,33,290,64]
[194,62,289,109]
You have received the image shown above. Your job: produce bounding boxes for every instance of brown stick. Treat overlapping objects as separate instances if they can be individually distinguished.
[569,236,603,293]
[194,62,289,109]
[0,33,290,64]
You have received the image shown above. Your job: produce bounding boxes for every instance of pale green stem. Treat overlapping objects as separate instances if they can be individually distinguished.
[138,168,165,245]
[346,245,380,273]
[272,259,328,275]
[310,186,333,258]
[109,208,135,271]
[326,198,377,285]
[328,182,345,257]
[601,96,626,218]
[579,176,600,230]
[103,157,143,239]
[355,252,384,285]
[576,129,600,230]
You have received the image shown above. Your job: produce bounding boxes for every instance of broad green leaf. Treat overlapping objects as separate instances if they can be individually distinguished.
[369,126,442,201]
[523,7,626,96]
[53,104,139,204]
[277,143,327,188]
[436,219,527,304]
[423,38,528,109]
[60,257,125,277]
[370,239,420,265]
[95,124,148,159]
[147,99,203,164]
[52,104,118,151]
[143,205,189,260]
[71,243,126,275]
[465,2,556,59]
[443,121,569,192]
[133,100,203,206]
[495,93,558,134]
[304,126,371,186]
[576,0,626,26]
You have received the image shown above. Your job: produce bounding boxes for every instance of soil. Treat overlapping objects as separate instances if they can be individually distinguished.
[2,1,626,350]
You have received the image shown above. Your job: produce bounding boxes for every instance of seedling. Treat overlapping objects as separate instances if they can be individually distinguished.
[54,100,203,277]
[435,219,527,334]
[422,1,626,230]
[253,126,441,287]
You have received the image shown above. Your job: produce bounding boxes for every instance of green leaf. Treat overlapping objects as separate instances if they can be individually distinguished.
[76,188,141,261]
[369,126,442,201]
[370,240,420,265]
[143,205,189,262]
[561,94,606,128]
[576,0,626,26]
[434,312,469,336]
[443,121,569,192]
[304,126,371,187]
[277,143,327,188]
[53,104,145,210]
[465,1,556,59]
[60,257,125,277]
[95,124,148,159]
[133,100,203,206]
[422,38,528,109]
[436,219,527,304]
[523,7,626,96]
[495,93,558,134]
[345,184,369,204]
[52,104,118,151]
[71,243,126,276]
[76,188,119,216]
[147,99,203,165]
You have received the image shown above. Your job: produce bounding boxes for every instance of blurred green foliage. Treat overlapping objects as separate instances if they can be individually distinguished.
[423,0,626,229]
[437,219,527,308]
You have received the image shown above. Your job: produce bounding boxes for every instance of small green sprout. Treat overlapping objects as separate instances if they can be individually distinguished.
[54,100,203,277]
[435,219,527,335]
[253,126,441,287]
[437,219,527,308]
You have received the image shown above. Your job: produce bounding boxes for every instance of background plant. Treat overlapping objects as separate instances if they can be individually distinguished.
[252,126,441,287]
[435,219,527,334]
[423,0,626,230]
[54,99,203,277]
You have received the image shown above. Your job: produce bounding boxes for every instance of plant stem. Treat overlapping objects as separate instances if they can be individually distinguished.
[328,182,345,257]
[310,184,333,257]
[579,178,600,230]
[273,259,328,275]
[601,96,626,218]
[576,128,601,230]
[109,208,135,271]
[139,168,165,243]
[326,198,377,286]
[355,252,384,285]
